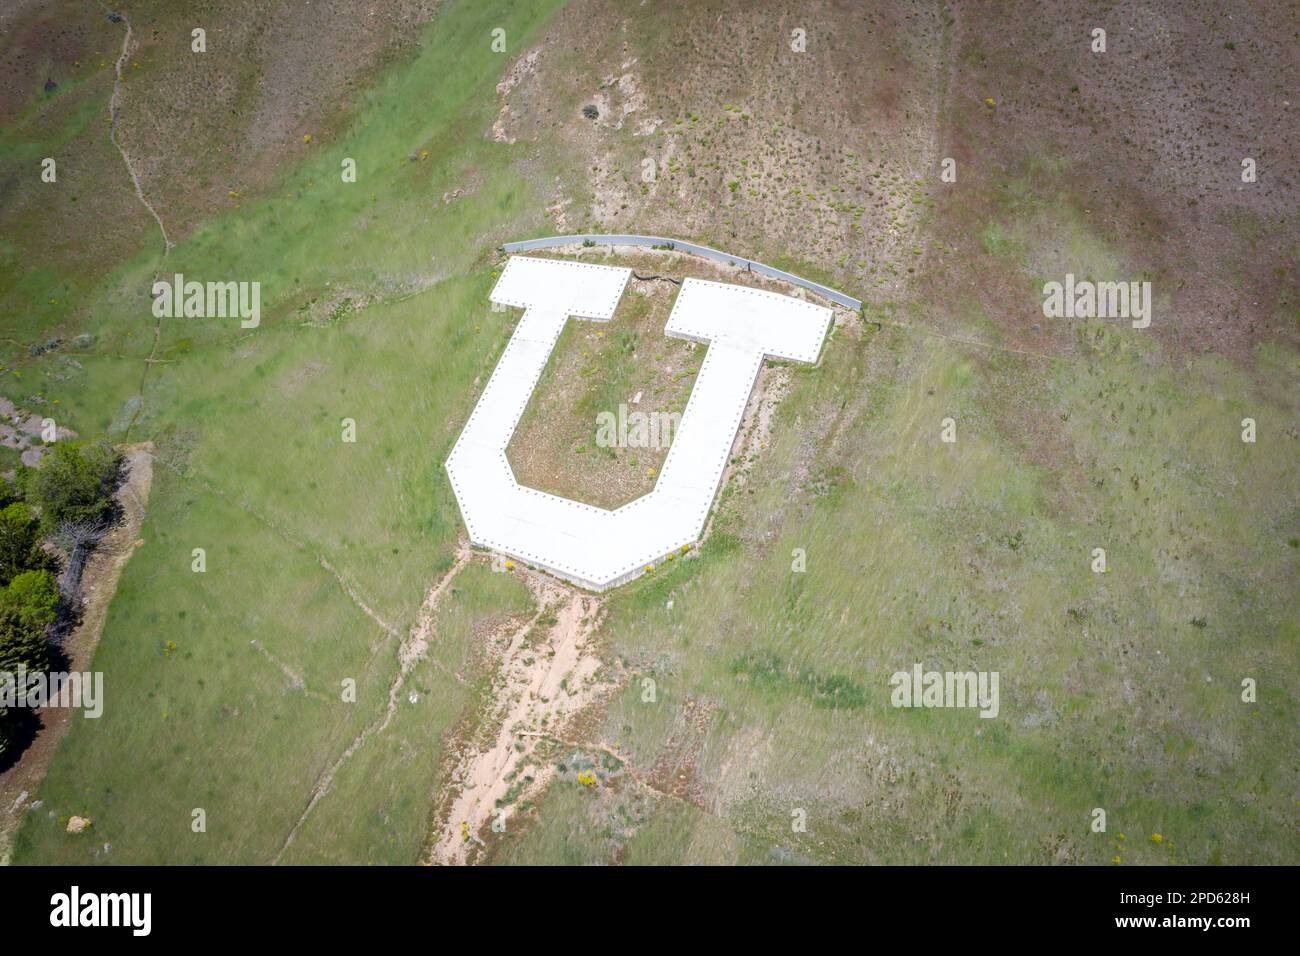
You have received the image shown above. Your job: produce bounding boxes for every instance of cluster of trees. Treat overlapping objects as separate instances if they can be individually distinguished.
[0,441,122,760]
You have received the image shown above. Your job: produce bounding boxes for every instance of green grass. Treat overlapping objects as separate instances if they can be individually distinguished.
[495,310,1297,865]
[277,563,532,865]
[11,0,564,865]
[16,478,393,863]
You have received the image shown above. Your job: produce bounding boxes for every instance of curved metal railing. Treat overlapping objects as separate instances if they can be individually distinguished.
[501,233,863,311]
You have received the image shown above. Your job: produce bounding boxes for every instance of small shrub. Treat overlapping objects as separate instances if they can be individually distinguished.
[2,569,59,630]
[19,440,122,533]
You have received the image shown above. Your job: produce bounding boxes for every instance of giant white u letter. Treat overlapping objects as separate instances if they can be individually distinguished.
[446,255,832,590]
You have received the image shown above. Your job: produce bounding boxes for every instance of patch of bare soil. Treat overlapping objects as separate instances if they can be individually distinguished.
[647,696,716,808]
[0,441,153,864]
[278,360,328,397]
[426,568,621,865]
[492,0,946,298]
[505,260,697,509]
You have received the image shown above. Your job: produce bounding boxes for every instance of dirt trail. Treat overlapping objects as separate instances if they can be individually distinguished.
[276,546,618,866]
[103,8,176,440]
[0,443,154,864]
[249,639,303,688]
[427,570,616,865]
[106,12,172,256]
[149,453,400,638]
[272,548,471,863]
[401,549,472,673]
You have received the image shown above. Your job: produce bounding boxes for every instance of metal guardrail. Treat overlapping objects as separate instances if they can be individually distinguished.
[501,234,863,311]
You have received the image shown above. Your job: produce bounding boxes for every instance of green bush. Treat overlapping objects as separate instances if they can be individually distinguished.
[2,570,59,631]
[0,475,19,509]
[0,503,40,588]
[19,440,122,533]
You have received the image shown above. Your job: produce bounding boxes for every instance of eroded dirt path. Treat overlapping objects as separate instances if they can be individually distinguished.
[103,7,178,440]
[272,547,471,863]
[421,327,807,864]
[427,569,618,865]
[106,11,172,256]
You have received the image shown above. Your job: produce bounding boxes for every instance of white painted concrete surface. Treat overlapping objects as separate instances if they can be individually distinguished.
[446,257,832,591]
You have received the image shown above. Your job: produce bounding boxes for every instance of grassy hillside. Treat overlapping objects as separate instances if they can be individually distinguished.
[1,0,1295,865]
[5,0,564,864]
[499,319,1296,865]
